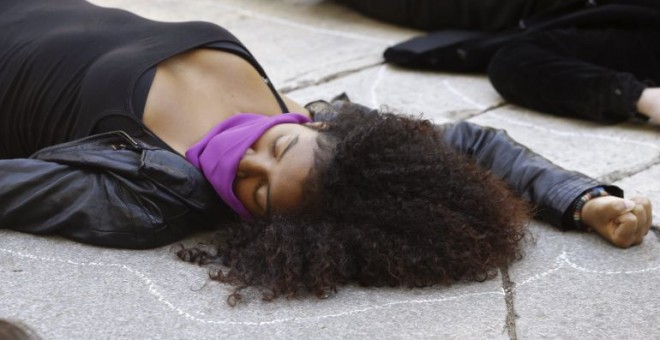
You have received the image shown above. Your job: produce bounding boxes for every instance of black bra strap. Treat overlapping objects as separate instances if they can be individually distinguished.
[263,77,289,113]
[206,41,290,113]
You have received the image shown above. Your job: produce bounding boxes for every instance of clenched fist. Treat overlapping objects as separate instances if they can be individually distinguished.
[581,196,653,248]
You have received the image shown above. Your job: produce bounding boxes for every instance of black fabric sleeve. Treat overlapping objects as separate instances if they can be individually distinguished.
[438,121,623,229]
[0,134,225,249]
[488,28,657,123]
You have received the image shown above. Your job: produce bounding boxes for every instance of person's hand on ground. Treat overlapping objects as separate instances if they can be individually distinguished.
[636,87,660,124]
[581,196,652,248]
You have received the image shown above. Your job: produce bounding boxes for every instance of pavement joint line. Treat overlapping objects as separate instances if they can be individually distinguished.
[2,245,658,326]
[651,225,660,239]
[159,0,395,45]
[598,154,660,183]
[280,61,384,94]
[482,102,508,114]
[490,108,660,183]
[500,266,518,340]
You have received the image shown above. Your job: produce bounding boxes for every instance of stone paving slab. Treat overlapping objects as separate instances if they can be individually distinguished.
[1,231,510,340]
[510,222,659,339]
[289,65,503,123]
[289,66,660,182]
[92,0,418,91]
[509,164,660,339]
[471,107,660,181]
[2,0,659,339]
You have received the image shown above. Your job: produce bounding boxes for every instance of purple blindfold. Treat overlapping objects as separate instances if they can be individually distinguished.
[185,113,312,220]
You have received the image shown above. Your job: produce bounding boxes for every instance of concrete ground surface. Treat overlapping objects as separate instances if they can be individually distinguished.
[1,0,659,339]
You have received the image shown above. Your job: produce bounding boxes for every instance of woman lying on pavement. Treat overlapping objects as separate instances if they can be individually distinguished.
[0,0,652,304]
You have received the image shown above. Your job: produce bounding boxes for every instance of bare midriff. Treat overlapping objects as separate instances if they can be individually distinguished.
[142,48,309,155]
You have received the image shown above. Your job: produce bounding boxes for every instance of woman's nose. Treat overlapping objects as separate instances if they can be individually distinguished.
[237,147,267,177]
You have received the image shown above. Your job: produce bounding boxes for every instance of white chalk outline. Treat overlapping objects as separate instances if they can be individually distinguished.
[489,111,660,151]
[1,247,657,326]
[441,79,490,111]
[439,79,660,151]
[370,65,388,108]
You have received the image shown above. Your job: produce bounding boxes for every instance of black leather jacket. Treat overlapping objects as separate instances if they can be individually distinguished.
[0,120,621,249]
[0,131,229,249]
[438,121,621,227]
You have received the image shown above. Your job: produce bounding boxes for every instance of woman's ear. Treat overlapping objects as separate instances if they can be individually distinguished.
[305,100,338,122]
[331,92,351,103]
[305,121,329,131]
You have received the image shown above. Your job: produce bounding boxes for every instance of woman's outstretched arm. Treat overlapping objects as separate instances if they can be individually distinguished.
[306,98,651,246]
[439,121,652,247]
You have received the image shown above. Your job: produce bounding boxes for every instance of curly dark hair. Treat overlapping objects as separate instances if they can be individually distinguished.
[178,105,530,305]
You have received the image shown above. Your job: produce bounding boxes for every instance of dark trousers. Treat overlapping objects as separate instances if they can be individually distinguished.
[336,0,572,31]
[487,28,660,122]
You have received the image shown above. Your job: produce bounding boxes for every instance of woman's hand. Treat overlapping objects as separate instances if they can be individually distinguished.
[581,196,653,248]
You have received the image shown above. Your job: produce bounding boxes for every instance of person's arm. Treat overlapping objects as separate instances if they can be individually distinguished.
[0,133,223,249]
[438,121,652,247]
[308,98,616,224]
[438,121,618,228]
[306,98,652,246]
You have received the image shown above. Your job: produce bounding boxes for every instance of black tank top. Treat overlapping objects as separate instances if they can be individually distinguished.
[0,0,288,157]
